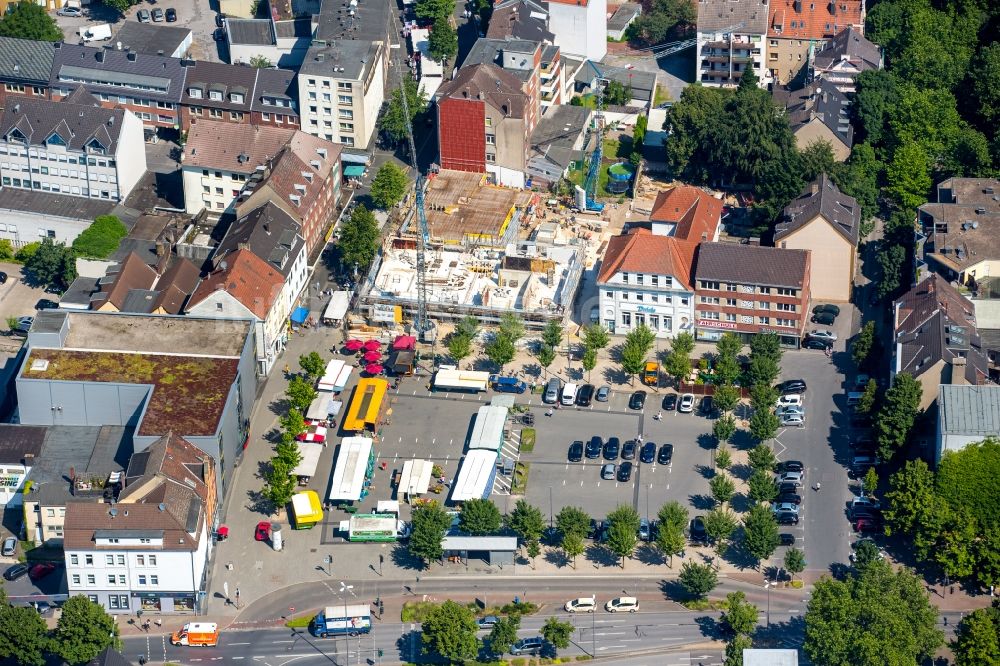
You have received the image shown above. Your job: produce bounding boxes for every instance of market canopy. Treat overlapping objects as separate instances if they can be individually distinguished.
[365,363,384,375]
[363,340,381,352]
[393,335,416,350]
[291,307,309,324]
[344,165,366,178]
[345,339,364,351]
[363,351,382,362]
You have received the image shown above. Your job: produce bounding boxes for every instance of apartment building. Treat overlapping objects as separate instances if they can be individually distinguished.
[437,63,537,188]
[180,61,300,132]
[696,0,771,88]
[774,78,853,160]
[0,90,146,202]
[809,26,882,94]
[767,0,865,85]
[298,40,385,155]
[694,243,811,346]
[464,38,542,123]
[0,37,55,109]
[49,44,187,130]
[548,0,606,61]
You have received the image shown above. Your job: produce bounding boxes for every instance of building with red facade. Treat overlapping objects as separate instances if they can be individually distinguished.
[0,37,55,110]
[437,62,537,188]
[693,242,812,347]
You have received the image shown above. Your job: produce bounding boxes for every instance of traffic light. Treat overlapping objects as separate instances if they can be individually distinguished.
[378,649,384,657]
[379,600,384,615]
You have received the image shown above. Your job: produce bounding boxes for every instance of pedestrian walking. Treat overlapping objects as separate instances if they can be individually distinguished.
[814,482,821,492]
[654,411,662,421]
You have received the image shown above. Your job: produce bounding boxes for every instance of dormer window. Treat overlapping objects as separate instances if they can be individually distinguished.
[7,128,26,144]
[209,90,223,101]
[230,92,244,103]
[189,87,203,99]
[46,132,66,146]
[86,138,106,154]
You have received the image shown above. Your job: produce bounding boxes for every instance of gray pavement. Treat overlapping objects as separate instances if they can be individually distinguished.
[0,263,51,324]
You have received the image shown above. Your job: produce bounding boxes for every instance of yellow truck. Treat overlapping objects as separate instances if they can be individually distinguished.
[642,361,659,387]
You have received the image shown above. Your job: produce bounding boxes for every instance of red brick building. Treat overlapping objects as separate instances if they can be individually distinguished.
[693,243,812,347]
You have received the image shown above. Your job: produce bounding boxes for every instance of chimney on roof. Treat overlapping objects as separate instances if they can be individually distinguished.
[96,51,105,63]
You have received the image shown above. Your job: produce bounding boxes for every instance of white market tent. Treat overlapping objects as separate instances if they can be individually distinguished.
[334,365,353,392]
[306,392,341,421]
[292,442,324,480]
[450,449,498,502]
[317,359,346,392]
[467,405,507,452]
[328,437,374,502]
[397,459,433,499]
[323,291,351,322]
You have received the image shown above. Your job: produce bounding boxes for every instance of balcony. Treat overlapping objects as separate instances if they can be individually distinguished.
[705,39,753,49]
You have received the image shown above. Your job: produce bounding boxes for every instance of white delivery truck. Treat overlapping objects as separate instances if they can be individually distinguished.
[79,23,112,42]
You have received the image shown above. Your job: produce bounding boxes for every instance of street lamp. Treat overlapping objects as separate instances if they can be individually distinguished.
[325,555,333,577]
[340,581,355,666]
[764,579,774,628]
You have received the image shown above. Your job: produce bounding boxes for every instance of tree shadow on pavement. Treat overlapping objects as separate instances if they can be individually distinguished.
[601,366,630,386]
[694,615,725,640]
[730,492,754,514]
[395,628,423,664]
[634,543,664,566]
[752,614,805,650]
[544,549,571,568]
[583,544,619,568]
[730,463,753,482]
[696,433,716,451]
[390,544,426,572]
[658,578,689,602]
[688,493,716,510]
[731,429,757,450]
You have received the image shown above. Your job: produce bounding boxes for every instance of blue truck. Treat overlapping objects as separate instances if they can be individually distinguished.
[309,604,372,638]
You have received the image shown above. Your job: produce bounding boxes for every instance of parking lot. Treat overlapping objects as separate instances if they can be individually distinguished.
[0,264,56,326]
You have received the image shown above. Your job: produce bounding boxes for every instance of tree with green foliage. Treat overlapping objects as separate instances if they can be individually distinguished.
[938,438,1000,531]
[488,615,520,656]
[746,353,780,390]
[499,313,525,344]
[0,239,14,261]
[0,1,62,40]
[298,351,325,379]
[15,241,39,264]
[858,378,878,415]
[605,504,640,567]
[379,79,428,145]
[409,501,451,566]
[556,505,591,540]
[485,333,516,371]
[784,548,806,580]
[655,521,687,568]
[338,204,381,271]
[712,414,737,445]
[561,531,585,569]
[875,372,922,460]
[863,467,879,497]
[459,498,502,535]
[703,508,738,550]
[582,322,610,351]
[715,446,732,471]
[285,376,316,413]
[952,606,1000,666]
[747,444,778,472]
[506,499,545,545]
[679,561,719,599]
[542,617,575,651]
[664,332,695,385]
[625,0,694,44]
[414,0,453,22]
[536,344,556,376]
[876,241,908,300]
[851,321,876,369]
[72,215,127,259]
[541,320,563,350]
[369,162,409,210]
[657,501,688,535]
[742,504,780,566]
[724,634,754,666]
[427,17,458,67]
[721,591,759,636]
[421,600,480,663]
[454,315,479,340]
[713,384,740,414]
[750,384,779,413]
[748,468,779,504]
[262,456,296,510]
[883,459,936,537]
[582,347,597,382]
[249,54,273,68]
[24,238,75,290]
[526,538,541,569]
[625,324,656,356]
[832,142,881,221]
[0,603,49,666]
[53,595,121,664]
[851,539,884,571]
[709,473,736,506]
[804,561,943,666]
[447,333,472,366]
[749,407,780,443]
[886,142,932,210]
[620,341,647,384]
[604,80,632,107]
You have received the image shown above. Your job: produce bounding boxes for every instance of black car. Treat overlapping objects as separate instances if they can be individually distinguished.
[621,440,637,460]
[629,391,647,410]
[803,338,833,350]
[568,440,584,462]
[777,460,804,473]
[662,394,677,410]
[777,491,802,505]
[776,513,800,525]
[657,443,674,465]
[617,461,633,482]
[0,272,7,284]
[576,384,595,407]
[585,436,602,459]
[603,437,620,460]
[778,481,799,495]
[690,516,708,543]
[812,311,836,325]
[587,519,601,539]
[215,12,226,26]
[640,441,656,463]
[213,27,225,41]
[779,533,796,546]
[165,7,177,21]
[36,299,58,310]
[813,304,841,317]
[3,563,28,582]
[699,396,715,417]
[776,379,808,395]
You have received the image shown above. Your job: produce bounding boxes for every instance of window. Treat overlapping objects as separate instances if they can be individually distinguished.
[209,108,223,119]
[757,301,769,310]
[485,134,496,145]
[758,317,770,325]
[108,575,116,585]
[209,90,223,101]
[339,122,354,131]
[215,187,223,195]
[88,595,98,604]
[701,311,720,320]
[106,555,114,565]
[72,574,80,585]
[759,286,771,294]
[70,554,78,565]
[338,95,353,105]
[262,112,270,121]
[605,290,614,298]
[338,81,352,90]
[138,575,146,585]
[621,312,631,326]
[150,575,159,585]
[649,315,659,329]
[621,292,628,300]
[680,297,689,306]
[189,87,202,98]
[136,555,144,566]
[700,296,720,305]
[85,555,93,565]
[485,116,492,127]
[119,575,126,584]
[651,276,659,286]
[635,293,643,302]
[339,109,353,119]
[485,152,494,162]
[46,508,55,517]
[308,91,317,101]
[777,318,795,327]
[651,294,658,303]
[776,302,794,312]
[307,78,316,86]
[777,287,796,296]
[4,84,24,93]
[636,274,644,285]
[148,555,156,566]
[117,555,125,565]
[231,93,244,103]
[230,111,243,121]
[726,298,737,307]
[726,283,737,292]
[725,313,737,322]
[622,273,629,284]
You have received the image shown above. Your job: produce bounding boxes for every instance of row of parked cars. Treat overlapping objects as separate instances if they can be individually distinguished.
[568,436,673,480]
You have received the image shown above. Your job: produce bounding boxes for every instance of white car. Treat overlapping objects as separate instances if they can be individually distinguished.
[780,413,804,426]
[850,495,881,510]
[778,470,805,486]
[564,597,597,613]
[776,405,804,418]
[776,394,802,408]
[678,393,695,413]
[57,5,82,15]
[605,596,639,613]
[808,329,838,342]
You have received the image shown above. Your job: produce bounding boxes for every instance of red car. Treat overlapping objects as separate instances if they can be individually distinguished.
[854,518,879,533]
[255,521,270,542]
[28,563,56,580]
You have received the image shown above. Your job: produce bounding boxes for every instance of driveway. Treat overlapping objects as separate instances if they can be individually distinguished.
[0,264,54,325]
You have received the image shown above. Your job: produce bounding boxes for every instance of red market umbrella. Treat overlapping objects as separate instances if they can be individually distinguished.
[363,340,381,352]
[363,350,382,362]
[345,339,364,352]
[365,363,384,375]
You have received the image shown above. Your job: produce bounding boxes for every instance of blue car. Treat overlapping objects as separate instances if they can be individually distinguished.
[490,374,526,393]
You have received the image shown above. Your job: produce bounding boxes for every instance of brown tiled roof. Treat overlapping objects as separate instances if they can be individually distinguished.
[695,243,810,288]
[437,63,528,118]
[813,26,881,71]
[597,228,699,289]
[188,249,284,319]
[94,253,158,310]
[649,185,723,242]
[182,120,295,172]
[768,0,864,40]
[151,258,201,314]
[63,502,199,551]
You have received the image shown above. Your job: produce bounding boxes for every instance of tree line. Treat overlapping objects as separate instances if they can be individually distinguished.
[0,593,120,666]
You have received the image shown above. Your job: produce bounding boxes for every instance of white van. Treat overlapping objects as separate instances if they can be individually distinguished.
[561,383,578,405]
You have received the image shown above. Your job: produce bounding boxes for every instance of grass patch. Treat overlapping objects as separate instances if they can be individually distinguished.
[520,428,536,453]
[285,615,313,628]
[511,462,530,495]
[654,87,672,106]
[681,598,727,611]
[790,579,804,589]
[401,600,446,622]
[494,601,538,616]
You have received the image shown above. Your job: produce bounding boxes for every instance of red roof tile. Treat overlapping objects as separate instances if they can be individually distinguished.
[188,249,284,319]
[767,0,864,40]
[597,228,699,289]
[649,185,723,243]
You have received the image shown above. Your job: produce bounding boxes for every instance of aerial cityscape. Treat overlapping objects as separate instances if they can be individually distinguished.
[0,0,997,664]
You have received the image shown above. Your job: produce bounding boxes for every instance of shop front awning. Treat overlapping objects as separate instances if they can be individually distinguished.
[291,306,309,324]
[344,165,366,178]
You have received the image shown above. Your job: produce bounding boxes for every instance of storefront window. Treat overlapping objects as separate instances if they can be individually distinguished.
[140,595,161,611]
[173,596,196,612]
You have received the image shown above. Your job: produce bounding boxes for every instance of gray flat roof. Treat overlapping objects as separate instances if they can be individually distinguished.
[227,18,274,46]
[0,187,116,220]
[0,36,56,84]
[24,425,132,505]
[442,536,519,551]
[300,39,380,82]
[939,384,1000,436]
[113,22,192,56]
[314,0,391,43]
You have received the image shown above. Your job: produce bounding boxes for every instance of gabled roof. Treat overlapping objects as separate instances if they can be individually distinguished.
[487,0,554,42]
[695,243,810,289]
[0,93,127,154]
[813,26,881,72]
[0,36,56,85]
[698,0,769,34]
[768,0,864,40]
[182,120,295,172]
[188,248,284,319]
[776,79,853,150]
[63,502,200,551]
[464,38,542,84]
[181,60,257,112]
[214,201,304,278]
[608,3,642,32]
[437,63,528,118]
[93,252,159,310]
[649,185,724,242]
[50,43,187,103]
[777,173,860,245]
[597,228,699,289]
[939,385,1000,437]
[892,274,988,384]
[252,67,299,116]
[150,257,201,314]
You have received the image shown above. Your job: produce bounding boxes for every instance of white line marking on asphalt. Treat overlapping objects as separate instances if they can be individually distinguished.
[231,657,245,660]
[563,479,566,485]
[229,642,250,645]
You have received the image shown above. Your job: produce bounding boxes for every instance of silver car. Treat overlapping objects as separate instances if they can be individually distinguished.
[1,536,15,557]
[778,470,804,486]
[772,501,800,514]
